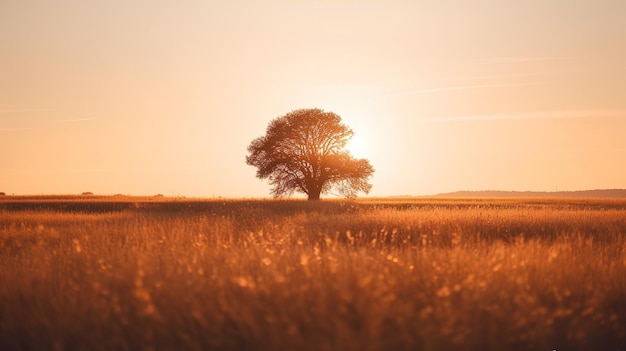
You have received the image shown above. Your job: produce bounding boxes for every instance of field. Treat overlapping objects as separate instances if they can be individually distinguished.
[1,196,625,351]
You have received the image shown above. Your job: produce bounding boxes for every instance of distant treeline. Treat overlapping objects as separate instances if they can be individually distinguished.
[434,189,626,198]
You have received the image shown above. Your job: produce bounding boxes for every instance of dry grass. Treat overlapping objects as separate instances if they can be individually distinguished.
[1,197,625,350]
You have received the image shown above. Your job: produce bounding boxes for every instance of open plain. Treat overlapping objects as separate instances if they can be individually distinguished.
[1,196,625,350]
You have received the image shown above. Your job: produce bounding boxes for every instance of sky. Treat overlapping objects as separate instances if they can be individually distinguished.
[1,0,625,198]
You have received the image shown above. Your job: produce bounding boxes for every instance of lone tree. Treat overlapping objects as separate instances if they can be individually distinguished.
[246,108,375,200]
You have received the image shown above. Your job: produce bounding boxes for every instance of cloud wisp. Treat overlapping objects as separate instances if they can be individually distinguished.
[0,108,51,114]
[56,117,100,123]
[423,109,626,122]
[0,127,28,132]
[480,56,573,65]
[389,83,537,97]
[1,116,100,131]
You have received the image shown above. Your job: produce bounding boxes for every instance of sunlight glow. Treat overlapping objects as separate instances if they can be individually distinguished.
[346,132,366,158]
[318,90,386,164]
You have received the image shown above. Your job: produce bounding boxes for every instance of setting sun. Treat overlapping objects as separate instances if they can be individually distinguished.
[346,132,366,158]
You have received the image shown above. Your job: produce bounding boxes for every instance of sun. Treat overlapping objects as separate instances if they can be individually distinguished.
[310,87,384,161]
[345,132,366,158]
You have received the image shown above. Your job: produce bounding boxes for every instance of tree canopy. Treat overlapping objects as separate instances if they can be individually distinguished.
[246,108,375,200]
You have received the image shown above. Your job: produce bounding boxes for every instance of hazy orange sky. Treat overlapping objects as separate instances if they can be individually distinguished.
[2,1,625,197]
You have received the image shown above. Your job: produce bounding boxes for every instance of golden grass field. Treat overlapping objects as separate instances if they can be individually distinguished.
[1,196,625,350]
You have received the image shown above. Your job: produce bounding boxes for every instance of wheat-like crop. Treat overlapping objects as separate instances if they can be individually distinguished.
[1,198,625,350]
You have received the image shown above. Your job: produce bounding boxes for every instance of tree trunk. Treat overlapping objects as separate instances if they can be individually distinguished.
[307,187,322,201]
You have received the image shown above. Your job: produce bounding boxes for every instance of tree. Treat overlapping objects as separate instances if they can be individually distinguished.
[246,108,375,201]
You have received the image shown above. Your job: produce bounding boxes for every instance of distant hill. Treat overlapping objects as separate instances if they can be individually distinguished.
[433,189,626,198]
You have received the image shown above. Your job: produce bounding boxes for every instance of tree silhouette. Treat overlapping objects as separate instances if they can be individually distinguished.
[246,108,375,201]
